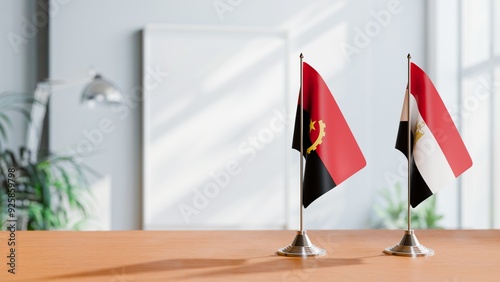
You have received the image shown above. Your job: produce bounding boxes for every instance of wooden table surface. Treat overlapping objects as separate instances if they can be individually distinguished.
[0,230,499,281]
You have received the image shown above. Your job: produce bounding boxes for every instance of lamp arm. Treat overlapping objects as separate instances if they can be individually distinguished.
[25,69,120,161]
[25,69,96,161]
[44,77,95,92]
[42,67,97,91]
[25,82,51,162]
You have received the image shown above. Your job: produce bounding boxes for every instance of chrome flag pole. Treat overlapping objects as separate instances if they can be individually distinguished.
[383,54,434,257]
[277,53,326,257]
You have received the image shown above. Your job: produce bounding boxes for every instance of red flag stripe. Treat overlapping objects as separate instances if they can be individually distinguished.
[302,62,366,184]
[410,63,472,177]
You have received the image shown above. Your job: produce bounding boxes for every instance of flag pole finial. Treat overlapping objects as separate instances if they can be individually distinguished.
[407,53,411,60]
[300,53,303,59]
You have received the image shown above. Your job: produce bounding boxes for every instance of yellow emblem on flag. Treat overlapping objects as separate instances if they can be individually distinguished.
[307,119,326,154]
[414,121,425,145]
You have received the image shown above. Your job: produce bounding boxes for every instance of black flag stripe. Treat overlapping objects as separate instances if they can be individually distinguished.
[293,106,337,208]
[395,121,433,208]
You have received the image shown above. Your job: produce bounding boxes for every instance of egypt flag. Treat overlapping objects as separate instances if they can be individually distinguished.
[396,63,472,208]
[292,62,366,208]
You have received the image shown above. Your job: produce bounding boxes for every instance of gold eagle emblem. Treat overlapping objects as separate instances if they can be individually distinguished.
[414,121,425,145]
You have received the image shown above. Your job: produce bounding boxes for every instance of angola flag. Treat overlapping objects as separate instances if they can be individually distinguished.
[292,62,366,208]
[396,62,472,207]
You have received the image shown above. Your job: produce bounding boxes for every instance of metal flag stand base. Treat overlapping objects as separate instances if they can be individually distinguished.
[383,230,434,257]
[277,230,326,257]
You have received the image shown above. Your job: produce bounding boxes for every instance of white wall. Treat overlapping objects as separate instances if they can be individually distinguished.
[49,0,426,230]
[0,0,38,150]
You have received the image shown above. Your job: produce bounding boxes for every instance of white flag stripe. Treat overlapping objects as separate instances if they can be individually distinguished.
[410,95,456,193]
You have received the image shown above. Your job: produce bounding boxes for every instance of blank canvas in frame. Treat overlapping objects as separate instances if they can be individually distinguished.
[142,25,289,229]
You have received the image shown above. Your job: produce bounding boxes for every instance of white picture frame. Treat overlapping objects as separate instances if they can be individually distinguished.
[142,24,292,230]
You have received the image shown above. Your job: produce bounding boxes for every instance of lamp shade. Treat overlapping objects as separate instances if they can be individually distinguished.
[81,74,122,105]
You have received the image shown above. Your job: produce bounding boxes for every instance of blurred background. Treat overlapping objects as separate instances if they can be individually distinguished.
[0,0,498,230]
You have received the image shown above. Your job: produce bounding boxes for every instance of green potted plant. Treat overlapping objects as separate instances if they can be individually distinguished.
[0,92,95,230]
[372,181,444,229]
